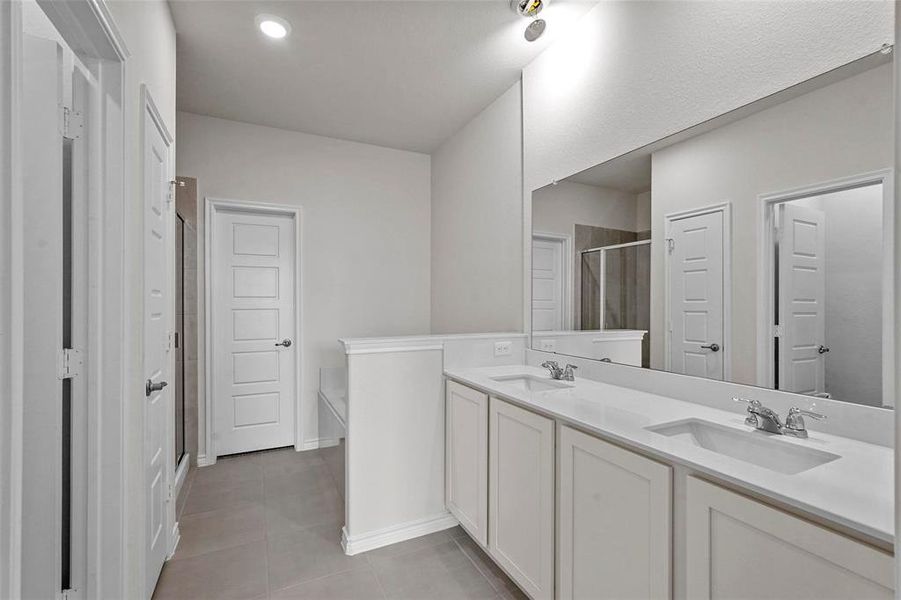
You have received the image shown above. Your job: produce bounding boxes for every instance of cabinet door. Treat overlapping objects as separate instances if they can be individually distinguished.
[687,477,894,599]
[558,425,672,600]
[489,398,554,600]
[445,381,489,545]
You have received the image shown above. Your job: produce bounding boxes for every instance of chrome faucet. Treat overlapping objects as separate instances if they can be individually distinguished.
[734,398,825,438]
[541,361,578,381]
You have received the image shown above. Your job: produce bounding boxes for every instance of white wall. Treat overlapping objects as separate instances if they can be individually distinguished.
[650,63,892,384]
[791,187,884,406]
[522,1,893,192]
[176,112,432,454]
[532,180,638,237]
[430,82,523,334]
[104,1,177,597]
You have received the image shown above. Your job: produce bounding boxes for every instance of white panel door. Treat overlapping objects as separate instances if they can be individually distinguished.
[686,477,893,599]
[778,204,826,395]
[143,102,171,596]
[489,398,554,600]
[213,210,296,455]
[668,211,725,380]
[558,426,672,600]
[445,381,488,546]
[532,236,564,331]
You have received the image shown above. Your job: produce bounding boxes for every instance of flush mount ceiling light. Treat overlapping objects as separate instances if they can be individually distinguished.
[256,14,291,39]
[512,0,545,18]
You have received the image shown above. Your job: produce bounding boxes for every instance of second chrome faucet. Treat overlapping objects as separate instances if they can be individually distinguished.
[734,397,825,439]
[541,360,578,382]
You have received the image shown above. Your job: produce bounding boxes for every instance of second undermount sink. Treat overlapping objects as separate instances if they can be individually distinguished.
[490,374,572,393]
[646,418,840,475]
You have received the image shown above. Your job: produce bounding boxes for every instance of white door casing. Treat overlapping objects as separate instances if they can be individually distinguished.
[778,203,827,395]
[212,208,297,456]
[666,208,726,381]
[142,89,172,598]
[532,235,565,332]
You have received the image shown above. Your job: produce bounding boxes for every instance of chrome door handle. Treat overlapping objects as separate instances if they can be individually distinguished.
[145,379,168,397]
[701,343,720,352]
[817,345,830,354]
[275,338,292,348]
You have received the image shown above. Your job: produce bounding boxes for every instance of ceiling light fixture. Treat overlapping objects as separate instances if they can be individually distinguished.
[512,0,545,18]
[256,14,291,39]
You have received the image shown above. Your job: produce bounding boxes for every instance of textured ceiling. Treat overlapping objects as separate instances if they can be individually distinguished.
[170,0,596,153]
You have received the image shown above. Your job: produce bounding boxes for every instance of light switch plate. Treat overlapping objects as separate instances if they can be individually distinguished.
[494,341,512,357]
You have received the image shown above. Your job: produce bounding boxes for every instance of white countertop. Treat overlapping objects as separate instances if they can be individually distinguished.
[445,364,894,546]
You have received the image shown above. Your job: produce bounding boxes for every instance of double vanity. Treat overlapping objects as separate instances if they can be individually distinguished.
[444,364,894,599]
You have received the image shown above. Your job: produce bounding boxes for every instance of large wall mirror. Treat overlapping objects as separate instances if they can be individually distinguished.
[530,51,895,409]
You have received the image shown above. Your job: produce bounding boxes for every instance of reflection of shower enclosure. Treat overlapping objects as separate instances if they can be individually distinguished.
[581,240,651,367]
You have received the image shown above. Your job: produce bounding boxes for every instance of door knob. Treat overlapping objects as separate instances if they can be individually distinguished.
[145,379,168,397]
[701,343,720,352]
[275,338,292,348]
[817,345,830,354]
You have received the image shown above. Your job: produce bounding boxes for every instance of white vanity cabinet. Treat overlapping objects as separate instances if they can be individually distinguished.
[445,380,489,545]
[558,425,672,600]
[489,397,555,600]
[686,477,894,599]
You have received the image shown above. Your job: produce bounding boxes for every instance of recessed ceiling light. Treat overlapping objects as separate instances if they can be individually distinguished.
[256,14,291,39]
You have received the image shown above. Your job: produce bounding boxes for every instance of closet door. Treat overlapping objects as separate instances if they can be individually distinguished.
[488,398,554,600]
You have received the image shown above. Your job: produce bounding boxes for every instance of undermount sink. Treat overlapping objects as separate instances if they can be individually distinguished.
[646,418,840,475]
[490,374,572,393]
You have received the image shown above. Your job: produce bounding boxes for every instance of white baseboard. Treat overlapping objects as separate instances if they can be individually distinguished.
[299,437,341,451]
[196,454,216,467]
[167,523,181,559]
[341,512,459,556]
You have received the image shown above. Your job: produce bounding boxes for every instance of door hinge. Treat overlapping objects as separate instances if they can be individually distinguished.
[773,324,784,338]
[60,106,83,140]
[57,348,82,380]
[665,238,675,255]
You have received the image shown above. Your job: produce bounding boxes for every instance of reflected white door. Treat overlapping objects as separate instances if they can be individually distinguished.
[668,211,725,380]
[213,210,296,456]
[143,101,171,596]
[778,204,826,395]
[532,236,564,331]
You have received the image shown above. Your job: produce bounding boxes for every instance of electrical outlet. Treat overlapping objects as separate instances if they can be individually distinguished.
[494,341,512,357]
[539,339,556,352]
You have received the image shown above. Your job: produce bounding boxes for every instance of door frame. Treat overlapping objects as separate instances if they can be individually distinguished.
[531,231,573,331]
[757,169,895,407]
[203,197,304,465]
[663,202,732,381]
[2,1,129,597]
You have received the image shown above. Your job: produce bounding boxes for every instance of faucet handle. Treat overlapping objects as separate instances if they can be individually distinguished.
[541,360,559,369]
[784,406,825,438]
[733,397,762,427]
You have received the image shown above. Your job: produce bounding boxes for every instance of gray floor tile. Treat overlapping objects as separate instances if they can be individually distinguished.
[368,540,497,600]
[267,523,367,592]
[192,454,264,488]
[265,486,344,533]
[174,504,267,561]
[270,568,385,600]
[182,476,264,516]
[153,541,269,600]
[454,535,527,599]
[264,463,339,498]
[258,447,326,478]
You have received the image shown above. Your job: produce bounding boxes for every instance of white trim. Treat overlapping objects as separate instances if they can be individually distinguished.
[172,455,190,503]
[532,329,647,342]
[340,512,459,556]
[301,437,340,451]
[756,169,895,407]
[204,196,305,460]
[664,202,733,381]
[532,231,573,330]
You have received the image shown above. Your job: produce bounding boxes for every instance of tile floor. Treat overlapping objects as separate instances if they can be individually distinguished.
[155,445,526,600]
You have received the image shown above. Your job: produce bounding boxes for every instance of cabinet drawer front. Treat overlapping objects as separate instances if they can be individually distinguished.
[687,477,894,599]
[489,398,555,600]
[558,425,672,600]
[445,381,489,546]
